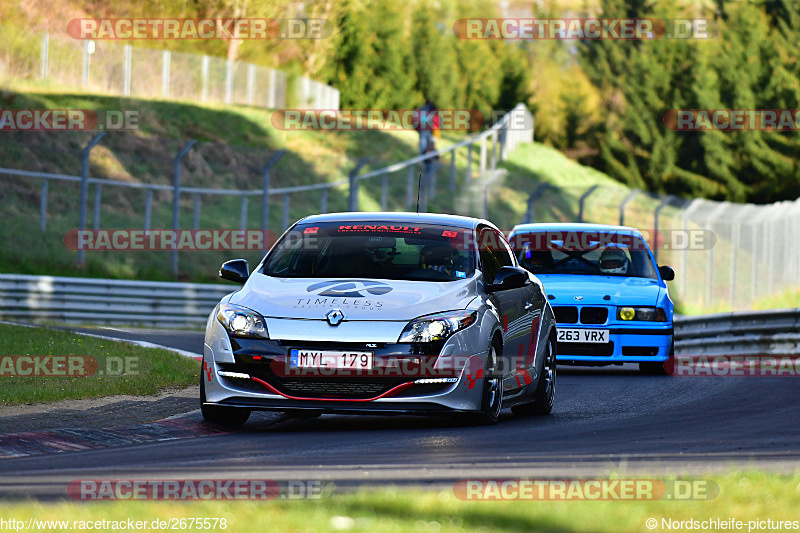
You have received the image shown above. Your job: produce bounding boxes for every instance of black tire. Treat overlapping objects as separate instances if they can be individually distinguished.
[466,341,504,425]
[200,374,251,427]
[639,342,673,376]
[512,334,556,417]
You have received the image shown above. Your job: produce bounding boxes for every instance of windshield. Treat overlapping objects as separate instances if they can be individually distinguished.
[262,222,476,282]
[510,230,658,279]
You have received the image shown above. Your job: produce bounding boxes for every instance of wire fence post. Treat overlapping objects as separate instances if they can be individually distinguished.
[577,184,600,223]
[380,173,389,211]
[201,55,209,102]
[240,196,249,231]
[123,45,132,96]
[225,59,233,104]
[40,33,49,80]
[144,189,153,231]
[262,150,286,232]
[406,165,415,208]
[449,150,456,192]
[172,140,197,278]
[77,132,106,265]
[320,187,328,214]
[465,143,473,183]
[40,179,48,231]
[479,137,487,176]
[282,194,290,230]
[348,157,370,212]
[193,194,201,230]
[522,183,551,224]
[162,50,170,98]
[652,195,673,263]
[93,184,102,230]
[619,189,640,226]
[81,39,90,86]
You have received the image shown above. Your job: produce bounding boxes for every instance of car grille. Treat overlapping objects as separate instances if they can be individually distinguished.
[280,379,392,398]
[553,306,579,324]
[554,306,609,325]
[622,346,660,357]
[580,307,608,324]
[558,341,615,357]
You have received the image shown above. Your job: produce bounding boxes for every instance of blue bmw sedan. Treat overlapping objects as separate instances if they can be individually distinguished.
[508,223,674,374]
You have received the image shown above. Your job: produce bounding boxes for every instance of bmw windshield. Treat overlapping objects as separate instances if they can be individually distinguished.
[262,222,477,282]
[511,230,658,279]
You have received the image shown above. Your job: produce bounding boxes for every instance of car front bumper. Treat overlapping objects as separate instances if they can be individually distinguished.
[556,324,673,364]
[201,317,489,414]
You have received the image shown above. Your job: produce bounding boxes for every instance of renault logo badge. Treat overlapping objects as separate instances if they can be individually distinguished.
[326,309,345,326]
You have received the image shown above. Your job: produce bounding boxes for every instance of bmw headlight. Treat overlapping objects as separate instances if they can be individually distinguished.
[217,303,269,338]
[617,306,668,322]
[398,311,477,343]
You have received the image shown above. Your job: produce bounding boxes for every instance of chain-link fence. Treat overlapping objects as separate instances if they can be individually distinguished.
[0,30,336,110]
[491,182,800,313]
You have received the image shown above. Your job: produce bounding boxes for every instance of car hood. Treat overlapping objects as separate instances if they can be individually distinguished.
[536,274,662,307]
[229,273,478,321]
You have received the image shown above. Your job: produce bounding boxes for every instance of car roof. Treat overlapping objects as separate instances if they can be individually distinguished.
[509,222,644,236]
[296,212,497,231]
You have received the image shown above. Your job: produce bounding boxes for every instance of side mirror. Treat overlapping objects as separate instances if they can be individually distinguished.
[659,265,675,281]
[486,266,529,293]
[219,259,250,284]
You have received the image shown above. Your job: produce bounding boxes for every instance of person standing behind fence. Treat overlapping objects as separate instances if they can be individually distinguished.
[412,100,439,171]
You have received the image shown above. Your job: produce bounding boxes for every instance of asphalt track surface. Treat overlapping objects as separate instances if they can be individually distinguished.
[1,326,799,499]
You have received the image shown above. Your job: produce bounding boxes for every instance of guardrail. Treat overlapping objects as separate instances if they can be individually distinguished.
[674,309,800,355]
[3,272,799,354]
[0,274,233,327]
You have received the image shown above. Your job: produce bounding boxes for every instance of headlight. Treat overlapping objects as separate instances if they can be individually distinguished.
[617,306,667,322]
[398,311,477,343]
[217,303,269,338]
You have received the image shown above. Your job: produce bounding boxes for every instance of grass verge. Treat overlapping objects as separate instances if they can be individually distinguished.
[0,472,797,532]
[0,323,199,405]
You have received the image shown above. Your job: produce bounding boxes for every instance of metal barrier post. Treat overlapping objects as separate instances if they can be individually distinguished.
[144,189,153,231]
[381,173,389,211]
[262,150,286,232]
[652,195,673,263]
[577,184,600,223]
[40,179,48,231]
[465,143,473,183]
[193,194,201,230]
[619,189,640,226]
[348,157,370,212]
[240,196,248,231]
[522,183,551,224]
[449,150,456,192]
[93,184,102,230]
[172,140,197,277]
[77,132,106,264]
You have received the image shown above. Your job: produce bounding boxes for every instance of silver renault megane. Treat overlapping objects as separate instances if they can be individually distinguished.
[201,212,556,425]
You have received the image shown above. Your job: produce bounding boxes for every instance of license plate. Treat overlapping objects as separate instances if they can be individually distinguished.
[290,349,374,370]
[557,328,609,343]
